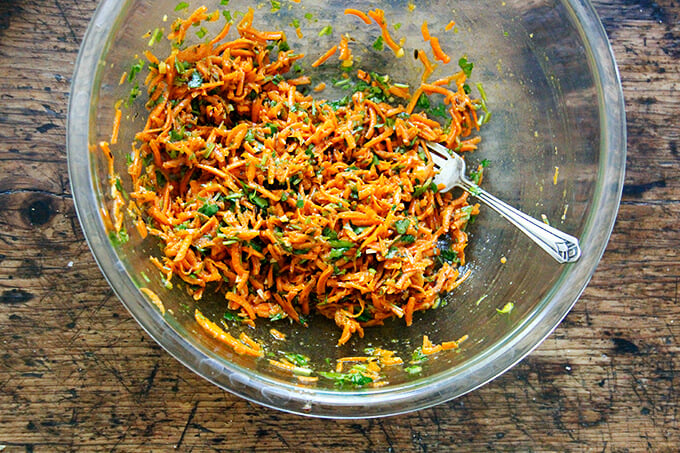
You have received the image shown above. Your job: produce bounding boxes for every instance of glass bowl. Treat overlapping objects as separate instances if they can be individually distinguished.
[67,0,625,417]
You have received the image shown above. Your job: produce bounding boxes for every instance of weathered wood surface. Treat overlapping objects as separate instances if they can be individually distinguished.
[0,0,678,451]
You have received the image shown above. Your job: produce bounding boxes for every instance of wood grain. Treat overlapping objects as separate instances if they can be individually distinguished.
[0,0,679,451]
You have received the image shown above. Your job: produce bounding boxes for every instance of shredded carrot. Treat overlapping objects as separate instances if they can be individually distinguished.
[429,37,451,63]
[421,21,431,41]
[338,34,353,67]
[140,288,165,314]
[311,45,338,67]
[422,335,443,355]
[194,310,263,357]
[417,49,436,83]
[270,328,286,340]
[367,9,404,58]
[117,6,483,346]
[111,106,122,145]
[445,21,456,32]
[344,8,372,25]
[313,82,327,92]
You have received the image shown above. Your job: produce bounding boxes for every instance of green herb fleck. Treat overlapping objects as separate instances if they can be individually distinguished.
[322,227,338,240]
[385,246,398,259]
[318,25,333,37]
[439,248,460,264]
[175,2,189,12]
[203,142,215,158]
[372,36,384,51]
[405,365,422,375]
[329,239,354,248]
[282,352,309,367]
[127,82,141,107]
[109,228,130,246]
[416,93,430,110]
[497,302,514,314]
[251,194,269,209]
[174,59,191,74]
[269,312,286,321]
[400,234,416,244]
[394,219,411,234]
[458,56,474,78]
[411,347,428,365]
[128,60,144,83]
[148,28,164,46]
[198,202,219,217]
[169,127,185,142]
[188,71,203,88]
[318,371,373,387]
[427,103,448,118]
[223,311,242,321]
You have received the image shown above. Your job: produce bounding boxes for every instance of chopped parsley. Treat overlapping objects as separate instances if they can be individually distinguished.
[400,234,416,244]
[148,28,163,47]
[223,311,243,321]
[458,56,474,78]
[410,347,428,365]
[404,365,422,375]
[175,2,189,12]
[109,228,130,246]
[269,312,286,321]
[126,82,141,107]
[187,71,203,88]
[198,202,219,217]
[394,219,410,234]
[318,25,333,37]
[439,248,460,264]
[318,370,373,387]
[329,239,354,248]
[282,352,309,367]
[416,93,431,110]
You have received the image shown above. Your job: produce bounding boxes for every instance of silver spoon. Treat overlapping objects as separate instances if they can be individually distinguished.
[427,142,581,263]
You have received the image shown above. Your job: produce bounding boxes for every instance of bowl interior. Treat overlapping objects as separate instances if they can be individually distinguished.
[69,0,624,417]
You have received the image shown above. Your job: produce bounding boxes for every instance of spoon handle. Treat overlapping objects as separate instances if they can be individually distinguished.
[460,179,581,263]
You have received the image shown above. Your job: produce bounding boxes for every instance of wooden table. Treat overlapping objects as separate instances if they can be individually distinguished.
[1,0,678,450]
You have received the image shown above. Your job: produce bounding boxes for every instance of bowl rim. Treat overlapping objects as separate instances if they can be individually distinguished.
[67,0,626,418]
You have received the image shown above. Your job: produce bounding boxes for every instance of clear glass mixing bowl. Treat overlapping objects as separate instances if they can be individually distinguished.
[68,0,625,417]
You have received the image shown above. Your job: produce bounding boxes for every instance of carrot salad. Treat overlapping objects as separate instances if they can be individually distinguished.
[116,6,483,346]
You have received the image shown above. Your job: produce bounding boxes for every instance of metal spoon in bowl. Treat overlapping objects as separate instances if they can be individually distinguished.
[427,142,581,264]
